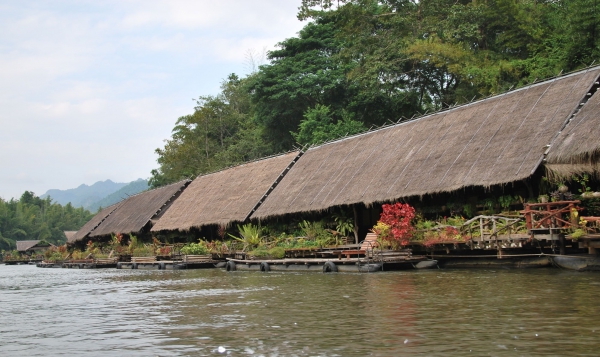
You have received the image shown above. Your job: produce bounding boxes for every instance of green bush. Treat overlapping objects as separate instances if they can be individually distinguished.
[247,246,286,259]
[268,246,286,259]
[132,245,154,257]
[248,247,269,258]
[180,242,209,255]
[580,197,600,216]
[48,251,64,262]
[229,223,263,251]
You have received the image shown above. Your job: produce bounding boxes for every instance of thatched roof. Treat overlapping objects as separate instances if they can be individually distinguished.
[546,77,600,177]
[16,240,40,252]
[68,203,123,244]
[252,67,600,219]
[16,240,53,252]
[89,180,189,237]
[151,152,301,231]
[63,231,77,242]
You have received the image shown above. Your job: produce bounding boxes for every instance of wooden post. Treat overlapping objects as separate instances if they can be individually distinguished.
[479,217,484,243]
[524,204,532,230]
[353,205,359,244]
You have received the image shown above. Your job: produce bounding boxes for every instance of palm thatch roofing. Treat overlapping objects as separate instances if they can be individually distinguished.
[63,231,77,242]
[252,67,600,219]
[16,240,40,252]
[546,78,600,177]
[89,180,189,237]
[67,202,123,244]
[16,240,54,252]
[151,151,301,232]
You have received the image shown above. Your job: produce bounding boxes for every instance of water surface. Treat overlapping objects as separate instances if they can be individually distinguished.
[1,265,599,356]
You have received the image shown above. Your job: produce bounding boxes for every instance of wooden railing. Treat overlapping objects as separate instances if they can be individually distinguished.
[460,215,525,241]
[521,201,580,231]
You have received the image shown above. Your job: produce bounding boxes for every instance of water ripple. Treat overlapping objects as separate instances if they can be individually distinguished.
[1,265,600,356]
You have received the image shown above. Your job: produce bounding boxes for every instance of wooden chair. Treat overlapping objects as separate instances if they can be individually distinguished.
[334,233,379,259]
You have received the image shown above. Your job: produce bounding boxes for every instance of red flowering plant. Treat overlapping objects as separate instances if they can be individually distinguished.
[372,203,416,249]
[157,246,172,256]
[422,226,462,248]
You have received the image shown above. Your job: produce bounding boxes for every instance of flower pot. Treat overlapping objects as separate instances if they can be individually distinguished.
[558,185,569,193]
[593,192,600,198]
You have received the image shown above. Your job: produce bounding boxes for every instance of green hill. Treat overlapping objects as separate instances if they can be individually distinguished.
[41,180,127,208]
[87,179,149,212]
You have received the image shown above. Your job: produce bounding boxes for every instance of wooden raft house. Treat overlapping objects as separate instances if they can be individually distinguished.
[51,65,600,272]
[247,66,600,269]
[151,151,302,232]
[50,180,195,270]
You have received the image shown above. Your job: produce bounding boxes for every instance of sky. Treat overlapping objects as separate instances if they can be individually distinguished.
[0,0,306,200]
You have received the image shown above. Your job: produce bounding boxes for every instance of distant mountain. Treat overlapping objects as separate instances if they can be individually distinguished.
[87,179,149,212]
[42,180,128,209]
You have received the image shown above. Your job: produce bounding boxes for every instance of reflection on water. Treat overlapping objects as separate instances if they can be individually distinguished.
[1,265,599,356]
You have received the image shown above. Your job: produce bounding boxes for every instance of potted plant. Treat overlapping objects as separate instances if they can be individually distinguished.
[538,195,549,203]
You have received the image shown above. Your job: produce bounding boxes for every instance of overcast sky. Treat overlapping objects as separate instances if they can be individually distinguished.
[0,1,305,200]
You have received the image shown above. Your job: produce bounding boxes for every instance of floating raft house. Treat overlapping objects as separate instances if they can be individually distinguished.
[546,76,600,176]
[151,151,302,232]
[68,202,123,247]
[251,67,600,220]
[57,65,600,272]
[88,179,189,238]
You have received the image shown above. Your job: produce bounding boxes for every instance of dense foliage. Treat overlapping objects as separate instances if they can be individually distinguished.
[373,203,416,247]
[151,0,600,188]
[0,191,95,250]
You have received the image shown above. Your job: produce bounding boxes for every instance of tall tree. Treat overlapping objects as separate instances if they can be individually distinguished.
[150,74,265,188]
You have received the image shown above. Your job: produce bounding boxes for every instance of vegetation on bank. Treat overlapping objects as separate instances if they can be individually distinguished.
[5,192,599,263]
[0,191,94,250]
[150,0,600,189]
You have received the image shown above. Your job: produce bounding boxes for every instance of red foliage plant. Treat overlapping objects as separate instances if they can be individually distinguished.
[378,203,416,247]
[423,226,461,248]
[158,246,172,256]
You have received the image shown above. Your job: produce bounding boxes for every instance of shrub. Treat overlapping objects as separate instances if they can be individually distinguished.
[248,247,270,258]
[229,223,263,251]
[298,220,333,246]
[268,246,286,259]
[422,226,463,247]
[374,203,415,248]
[132,245,154,257]
[180,242,209,255]
[156,246,172,256]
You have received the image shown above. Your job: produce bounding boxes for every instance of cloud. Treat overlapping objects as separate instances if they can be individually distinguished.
[0,0,305,200]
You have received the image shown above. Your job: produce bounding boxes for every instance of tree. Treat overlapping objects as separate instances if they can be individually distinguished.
[150,74,265,188]
[251,12,421,151]
[291,104,366,146]
[0,193,94,248]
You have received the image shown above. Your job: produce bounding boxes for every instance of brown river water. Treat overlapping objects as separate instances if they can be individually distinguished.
[1,264,599,356]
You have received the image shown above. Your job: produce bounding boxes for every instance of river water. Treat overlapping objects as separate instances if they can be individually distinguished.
[1,265,599,356]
